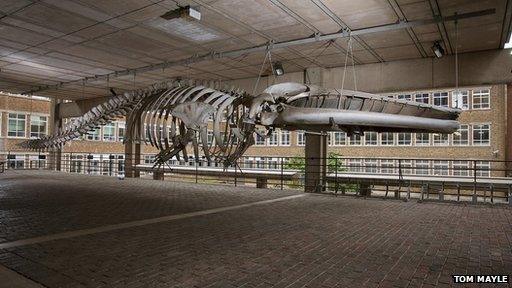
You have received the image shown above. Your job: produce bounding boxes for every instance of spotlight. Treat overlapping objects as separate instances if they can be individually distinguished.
[161,5,201,21]
[272,62,284,76]
[432,41,445,58]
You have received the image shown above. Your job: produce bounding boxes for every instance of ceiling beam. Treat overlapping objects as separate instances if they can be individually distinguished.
[428,0,453,54]
[22,8,495,95]
[387,0,428,58]
[310,0,383,62]
[268,0,361,65]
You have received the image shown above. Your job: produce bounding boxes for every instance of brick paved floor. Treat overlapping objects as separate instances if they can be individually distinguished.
[0,170,511,288]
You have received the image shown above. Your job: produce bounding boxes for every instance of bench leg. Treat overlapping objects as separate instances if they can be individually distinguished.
[256,178,267,189]
[153,171,164,181]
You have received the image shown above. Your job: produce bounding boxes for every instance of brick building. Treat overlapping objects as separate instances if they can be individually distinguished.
[0,82,507,177]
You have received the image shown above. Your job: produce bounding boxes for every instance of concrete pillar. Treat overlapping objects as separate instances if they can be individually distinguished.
[48,98,62,171]
[124,116,141,178]
[305,132,327,192]
[304,67,328,193]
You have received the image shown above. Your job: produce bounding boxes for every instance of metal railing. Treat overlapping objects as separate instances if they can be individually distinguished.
[2,152,511,205]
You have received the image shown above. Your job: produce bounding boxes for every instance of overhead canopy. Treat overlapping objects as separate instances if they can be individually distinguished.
[0,0,510,100]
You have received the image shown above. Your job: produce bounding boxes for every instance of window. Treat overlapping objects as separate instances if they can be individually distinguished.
[415,133,430,146]
[296,131,305,146]
[381,160,396,174]
[348,159,362,173]
[86,128,101,141]
[415,93,429,104]
[472,89,490,109]
[381,133,395,146]
[433,134,449,146]
[433,92,449,107]
[268,132,279,146]
[451,90,469,110]
[453,161,470,177]
[452,124,469,146]
[332,132,346,146]
[364,159,378,173]
[30,115,47,138]
[475,161,491,177]
[415,160,430,175]
[102,123,116,141]
[118,123,125,142]
[364,132,378,146]
[397,94,412,101]
[144,125,151,141]
[144,155,155,164]
[400,160,413,175]
[280,130,290,146]
[207,131,214,146]
[255,133,265,146]
[349,134,362,146]
[70,155,83,173]
[397,133,412,146]
[433,161,449,176]
[8,113,26,137]
[256,157,266,169]
[7,155,25,169]
[472,124,490,146]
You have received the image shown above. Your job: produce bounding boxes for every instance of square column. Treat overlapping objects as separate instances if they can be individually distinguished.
[304,133,327,192]
[48,98,62,171]
[303,67,328,193]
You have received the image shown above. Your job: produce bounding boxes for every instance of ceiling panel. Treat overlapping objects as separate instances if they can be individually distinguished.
[0,0,506,99]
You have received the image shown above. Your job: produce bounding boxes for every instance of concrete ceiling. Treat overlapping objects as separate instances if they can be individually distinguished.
[0,0,509,100]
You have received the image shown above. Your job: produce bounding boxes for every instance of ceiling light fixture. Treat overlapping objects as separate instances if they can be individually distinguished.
[272,62,284,76]
[432,41,445,58]
[161,5,201,21]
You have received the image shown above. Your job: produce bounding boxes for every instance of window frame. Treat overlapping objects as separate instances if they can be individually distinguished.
[415,133,430,146]
[433,91,449,107]
[102,123,116,142]
[452,124,469,146]
[472,89,490,110]
[451,90,469,110]
[364,132,378,146]
[380,132,395,146]
[296,131,305,146]
[331,132,347,146]
[397,133,412,146]
[86,127,101,141]
[7,113,27,138]
[433,133,450,146]
[414,93,430,104]
[472,123,491,146]
[280,130,290,146]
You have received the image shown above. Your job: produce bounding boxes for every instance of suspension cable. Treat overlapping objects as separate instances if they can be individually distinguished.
[339,34,352,109]
[455,14,460,106]
[252,44,271,95]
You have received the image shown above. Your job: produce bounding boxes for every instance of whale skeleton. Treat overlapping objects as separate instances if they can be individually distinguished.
[21,80,460,167]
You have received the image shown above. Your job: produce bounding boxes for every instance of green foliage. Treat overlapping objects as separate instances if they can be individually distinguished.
[284,152,346,172]
[284,156,305,171]
[327,152,346,172]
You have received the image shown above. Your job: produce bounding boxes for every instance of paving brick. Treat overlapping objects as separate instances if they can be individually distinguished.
[0,171,510,287]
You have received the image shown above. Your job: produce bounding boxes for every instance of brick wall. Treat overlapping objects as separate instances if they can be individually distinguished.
[0,82,508,177]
